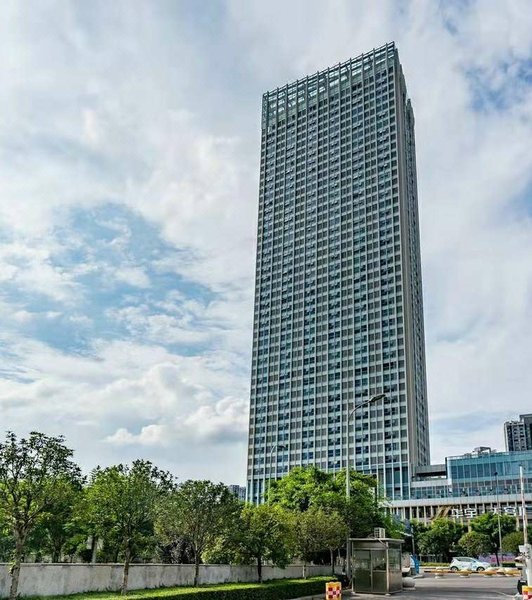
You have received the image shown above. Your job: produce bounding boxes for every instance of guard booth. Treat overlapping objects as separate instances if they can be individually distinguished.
[350,537,403,595]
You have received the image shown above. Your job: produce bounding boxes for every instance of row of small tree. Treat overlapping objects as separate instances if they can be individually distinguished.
[410,514,530,563]
[0,431,399,599]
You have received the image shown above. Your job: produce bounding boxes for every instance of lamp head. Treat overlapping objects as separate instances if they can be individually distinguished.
[371,393,386,402]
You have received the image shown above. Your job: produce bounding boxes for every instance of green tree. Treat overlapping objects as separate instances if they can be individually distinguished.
[268,466,388,540]
[458,531,492,558]
[234,504,294,582]
[0,516,14,562]
[84,460,173,594]
[403,520,428,555]
[0,431,82,600]
[335,469,390,538]
[294,507,328,578]
[28,477,82,562]
[322,510,349,574]
[294,506,348,576]
[470,513,516,565]
[156,480,240,587]
[66,489,101,563]
[417,518,464,561]
[201,535,239,565]
[502,530,531,555]
[267,466,339,511]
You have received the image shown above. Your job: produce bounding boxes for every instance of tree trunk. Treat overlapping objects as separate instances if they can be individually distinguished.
[121,544,131,595]
[257,554,262,583]
[91,536,98,564]
[302,561,307,579]
[9,540,24,600]
[194,554,200,587]
[330,548,335,575]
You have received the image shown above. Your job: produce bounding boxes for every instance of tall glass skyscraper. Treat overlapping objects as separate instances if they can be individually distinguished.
[246,43,430,503]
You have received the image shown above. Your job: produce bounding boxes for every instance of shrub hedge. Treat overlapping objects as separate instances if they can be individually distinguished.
[145,577,333,599]
[31,577,336,600]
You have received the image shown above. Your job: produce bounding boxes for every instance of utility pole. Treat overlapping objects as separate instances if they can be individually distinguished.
[494,472,503,566]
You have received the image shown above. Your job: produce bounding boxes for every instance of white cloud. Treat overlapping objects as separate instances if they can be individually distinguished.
[0,239,78,303]
[106,394,248,448]
[184,396,249,442]
[106,424,170,447]
[82,108,101,147]
[0,336,249,480]
[114,266,150,289]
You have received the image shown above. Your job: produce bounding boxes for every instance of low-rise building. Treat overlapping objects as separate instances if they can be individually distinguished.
[390,447,532,524]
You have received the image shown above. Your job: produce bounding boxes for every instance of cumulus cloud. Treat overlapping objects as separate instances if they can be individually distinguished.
[106,395,248,448]
[106,425,170,447]
[0,336,249,480]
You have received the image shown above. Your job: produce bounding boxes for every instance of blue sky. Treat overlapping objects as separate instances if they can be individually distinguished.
[0,0,531,483]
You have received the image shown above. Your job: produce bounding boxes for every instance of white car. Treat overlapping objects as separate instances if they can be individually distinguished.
[449,557,491,572]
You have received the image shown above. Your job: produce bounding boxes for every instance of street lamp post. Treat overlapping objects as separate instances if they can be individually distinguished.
[267,443,287,503]
[345,393,386,585]
[494,471,503,566]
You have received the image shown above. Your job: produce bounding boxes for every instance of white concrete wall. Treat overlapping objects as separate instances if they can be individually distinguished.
[0,563,331,597]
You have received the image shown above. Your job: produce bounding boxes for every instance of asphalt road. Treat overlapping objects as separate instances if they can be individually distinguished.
[354,575,520,599]
[300,574,522,599]
[390,575,520,598]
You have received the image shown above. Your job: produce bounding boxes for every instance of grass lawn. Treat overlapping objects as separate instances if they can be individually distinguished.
[23,577,334,600]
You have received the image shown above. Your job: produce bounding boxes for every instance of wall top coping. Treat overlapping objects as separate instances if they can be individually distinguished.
[0,563,308,568]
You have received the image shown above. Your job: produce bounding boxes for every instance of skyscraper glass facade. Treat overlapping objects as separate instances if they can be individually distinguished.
[246,43,430,503]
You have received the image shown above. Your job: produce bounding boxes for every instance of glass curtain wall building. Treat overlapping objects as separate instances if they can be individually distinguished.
[246,42,430,503]
[391,448,532,523]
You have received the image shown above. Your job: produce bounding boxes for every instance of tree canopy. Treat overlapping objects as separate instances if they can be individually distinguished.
[234,503,294,582]
[83,460,174,594]
[458,531,492,558]
[417,518,465,561]
[267,466,396,540]
[0,431,82,600]
[156,480,241,586]
[470,513,516,565]
[502,530,530,555]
